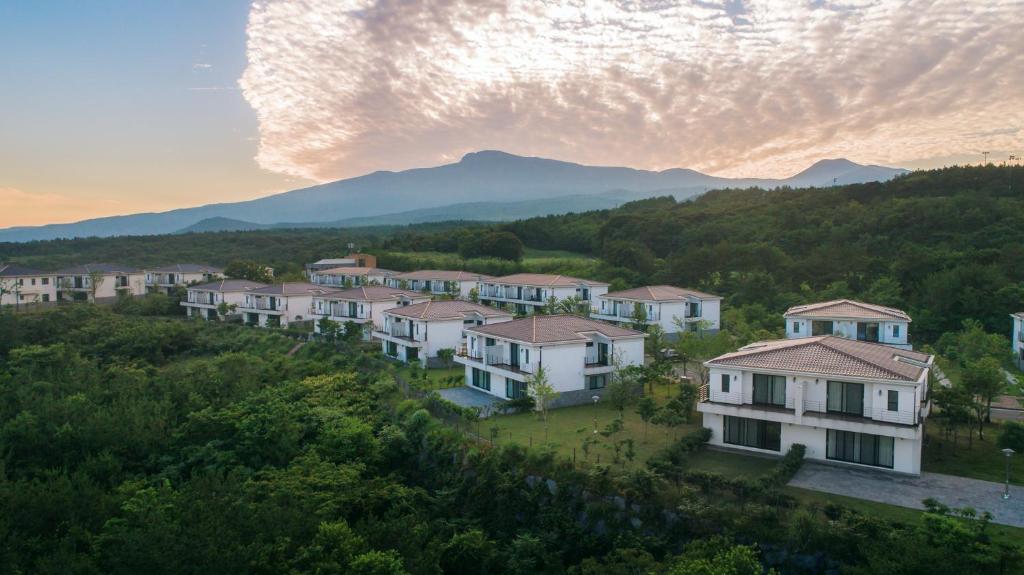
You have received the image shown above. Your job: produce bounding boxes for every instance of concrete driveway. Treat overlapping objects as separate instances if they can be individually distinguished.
[789,462,1024,527]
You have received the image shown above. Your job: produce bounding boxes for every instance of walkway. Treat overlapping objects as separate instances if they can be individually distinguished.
[437,386,504,416]
[789,462,1024,527]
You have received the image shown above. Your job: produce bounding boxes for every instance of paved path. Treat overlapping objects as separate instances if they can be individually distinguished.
[789,462,1024,527]
[438,386,503,416]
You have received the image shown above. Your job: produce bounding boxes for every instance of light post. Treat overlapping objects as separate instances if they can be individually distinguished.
[592,394,601,434]
[1002,448,1015,500]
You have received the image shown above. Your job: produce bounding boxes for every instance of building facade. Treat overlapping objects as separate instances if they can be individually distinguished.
[1013,312,1024,371]
[236,283,335,328]
[386,270,492,299]
[785,299,912,349]
[593,285,721,335]
[697,336,934,475]
[309,266,396,288]
[478,273,609,316]
[0,264,57,306]
[54,264,146,302]
[145,264,224,294]
[454,315,645,407]
[376,300,513,366]
[310,286,431,339]
[181,279,268,320]
[305,253,378,275]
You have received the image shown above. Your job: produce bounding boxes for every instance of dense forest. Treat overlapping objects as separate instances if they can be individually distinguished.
[1,306,1020,574]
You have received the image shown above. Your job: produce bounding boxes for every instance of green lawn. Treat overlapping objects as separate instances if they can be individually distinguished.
[686,448,780,477]
[922,422,1023,485]
[395,365,463,391]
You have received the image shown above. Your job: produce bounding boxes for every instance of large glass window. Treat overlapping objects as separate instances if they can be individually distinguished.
[472,368,491,391]
[887,390,899,412]
[506,379,527,399]
[723,416,781,451]
[827,430,894,468]
[811,320,833,336]
[588,374,607,389]
[720,373,730,393]
[752,374,786,407]
[857,322,880,342]
[827,381,865,416]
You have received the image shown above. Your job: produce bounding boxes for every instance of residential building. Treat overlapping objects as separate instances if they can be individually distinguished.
[309,266,396,288]
[181,279,268,320]
[0,264,57,306]
[145,264,224,294]
[697,336,934,475]
[593,285,721,335]
[310,286,431,339]
[305,253,377,275]
[54,263,146,302]
[1013,312,1024,371]
[785,299,912,349]
[478,273,609,315]
[454,315,645,407]
[236,282,336,328]
[376,300,513,366]
[386,270,493,298]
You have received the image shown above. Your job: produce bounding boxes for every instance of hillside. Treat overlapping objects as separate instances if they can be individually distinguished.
[0,151,906,242]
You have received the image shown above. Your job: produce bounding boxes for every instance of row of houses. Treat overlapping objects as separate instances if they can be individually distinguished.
[0,263,224,304]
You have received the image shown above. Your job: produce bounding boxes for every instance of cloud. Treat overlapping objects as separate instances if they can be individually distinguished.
[192,62,213,70]
[239,0,1024,181]
[0,187,121,228]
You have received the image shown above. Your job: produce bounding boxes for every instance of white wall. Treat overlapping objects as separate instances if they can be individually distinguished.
[0,274,57,305]
[786,316,910,348]
[1013,316,1024,370]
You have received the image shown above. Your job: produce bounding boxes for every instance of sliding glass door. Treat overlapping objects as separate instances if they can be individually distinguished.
[826,430,894,468]
[723,416,781,451]
[752,374,786,407]
[826,381,864,416]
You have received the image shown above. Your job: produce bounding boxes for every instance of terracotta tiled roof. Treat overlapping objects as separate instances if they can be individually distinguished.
[317,266,395,276]
[317,286,427,302]
[54,263,141,275]
[386,300,513,321]
[466,314,644,344]
[784,299,911,322]
[148,263,224,273]
[391,269,493,282]
[706,336,932,382]
[248,282,337,296]
[0,264,48,277]
[190,279,268,292]
[602,285,720,301]
[485,273,609,287]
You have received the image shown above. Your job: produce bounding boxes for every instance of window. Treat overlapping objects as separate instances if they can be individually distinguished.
[41,277,49,285]
[827,430,894,468]
[827,381,865,416]
[506,379,526,399]
[472,368,491,391]
[811,320,833,336]
[42,294,50,302]
[887,390,899,412]
[792,321,800,333]
[386,341,398,357]
[857,322,880,342]
[752,374,786,407]
[588,374,607,389]
[721,373,730,393]
[892,324,901,338]
[723,416,781,451]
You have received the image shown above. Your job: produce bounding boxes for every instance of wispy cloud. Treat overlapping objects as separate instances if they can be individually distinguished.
[240,0,1024,181]
[192,62,213,70]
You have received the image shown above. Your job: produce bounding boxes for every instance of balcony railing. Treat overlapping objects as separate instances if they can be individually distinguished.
[244,300,280,311]
[584,351,610,367]
[802,400,917,425]
[597,308,660,321]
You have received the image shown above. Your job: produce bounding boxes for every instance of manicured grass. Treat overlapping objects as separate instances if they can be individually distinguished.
[785,486,1024,543]
[922,423,1024,485]
[395,365,463,391]
[481,382,698,469]
[686,448,780,477]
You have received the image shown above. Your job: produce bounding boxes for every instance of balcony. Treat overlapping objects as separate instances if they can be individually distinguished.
[243,300,282,312]
[373,322,419,342]
[801,400,918,426]
[595,307,660,322]
[455,344,533,375]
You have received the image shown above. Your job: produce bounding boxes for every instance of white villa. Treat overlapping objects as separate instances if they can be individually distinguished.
[593,285,721,335]
[54,263,146,302]
[305,253,377,275]
[386,270,492,298]
[0,264,56,306]
[236,282,335,328]
[454,315,645,407]
[376,300,513,366]
[181,279,268,320]
[698,336,934,475]
[785,299,912,349]
[145,264,223,295]
[478,273,609,316]
[310,266,396,288]
[1013,312,1024,371]
[311,286,431,339]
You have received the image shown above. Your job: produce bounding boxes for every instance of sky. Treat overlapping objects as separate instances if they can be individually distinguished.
[1,0,1022,228]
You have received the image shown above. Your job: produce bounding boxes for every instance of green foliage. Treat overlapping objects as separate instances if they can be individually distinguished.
[997,421,1024,452]
[224,260,273,282]
[457,230,524,261]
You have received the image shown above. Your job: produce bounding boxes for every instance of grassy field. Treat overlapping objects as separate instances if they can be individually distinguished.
[923,422,1023,484]
[394,364,463,391]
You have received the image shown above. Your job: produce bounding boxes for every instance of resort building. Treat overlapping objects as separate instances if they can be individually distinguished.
[305,253,378,275]
[54,263,146,302]
[1013,312,1024,371]
[785,299,912,349]
[309,266,396,288]
[181,279,268,320]
[593,285,721,335]
[236,282,335,328]
[0,264,57,306]
[454,315,645,407]
[376,300,513,366]
[386,270,492,298]
[310,286,431,339]
[697,336,934,475]
[145,264,224,294]
[477,273,609,315]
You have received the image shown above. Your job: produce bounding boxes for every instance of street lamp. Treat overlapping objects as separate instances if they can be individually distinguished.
[1002,448,1015,500]
[592,394,601,434]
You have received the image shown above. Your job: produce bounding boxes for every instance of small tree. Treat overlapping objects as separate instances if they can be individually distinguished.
[997,421,1024,452]
[636,396,658,442]
[527,365,557,421]
[606,354,642,418]
[318,317,340,340]
[468,287,479,303]
[653,401,686,442]
[645,324,666,360]
[676,382,699,423]
[87,270,105,302]
[437,348,455,371]
[630,302,648,331]
[963,356,1005,429]
[543,296,560,315]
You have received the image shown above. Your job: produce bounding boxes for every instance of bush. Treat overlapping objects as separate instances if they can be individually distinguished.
[762,443,806,488]
[997,421,1024,452]
[502,395,536,414]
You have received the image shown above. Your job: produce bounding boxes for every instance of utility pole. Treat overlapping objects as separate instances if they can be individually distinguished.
[983,151,990,165]
[1009,155,1018,194]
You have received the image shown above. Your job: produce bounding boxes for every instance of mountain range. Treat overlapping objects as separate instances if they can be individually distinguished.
[0,151,908,242]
